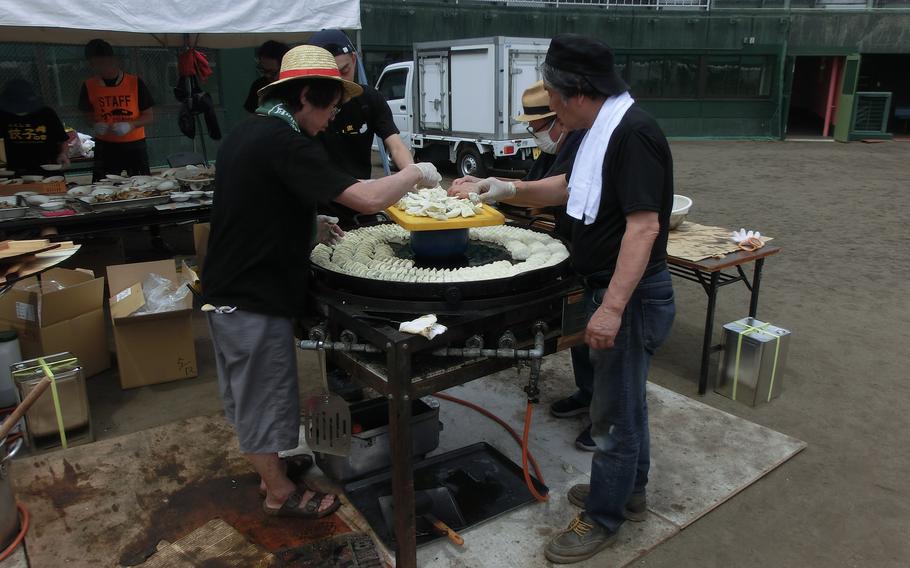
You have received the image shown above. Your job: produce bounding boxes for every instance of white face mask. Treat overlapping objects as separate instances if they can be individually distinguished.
[532,119,564,155]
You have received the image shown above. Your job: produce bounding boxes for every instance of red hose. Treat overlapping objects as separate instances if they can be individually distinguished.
[0,502,29,562]
[435,393,549,502]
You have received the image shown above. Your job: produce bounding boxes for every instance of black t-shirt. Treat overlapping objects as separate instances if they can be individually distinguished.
[78,75,155,112]
[567,105,673,279]
[0,107,68,175]
[243,76,271,114]
[202,115,358,317]
[320,85,399,179]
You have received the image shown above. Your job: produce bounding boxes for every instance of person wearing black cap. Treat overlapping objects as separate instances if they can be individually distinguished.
[307,29,414,228]
[243,40,290,114]
[0,79,69,176]
[79,38,155,181]
[458,34,676,564]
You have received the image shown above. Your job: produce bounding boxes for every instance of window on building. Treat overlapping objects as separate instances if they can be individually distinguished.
[627,55,699,99]
[704,55,773,98]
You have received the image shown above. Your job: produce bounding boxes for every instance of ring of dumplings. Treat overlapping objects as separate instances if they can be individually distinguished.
[311,224,570,283]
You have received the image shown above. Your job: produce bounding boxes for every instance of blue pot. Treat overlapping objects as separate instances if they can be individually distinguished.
[410,229,469,260]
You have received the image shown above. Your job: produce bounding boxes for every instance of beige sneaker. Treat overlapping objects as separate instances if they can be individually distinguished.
[545,513,617,564]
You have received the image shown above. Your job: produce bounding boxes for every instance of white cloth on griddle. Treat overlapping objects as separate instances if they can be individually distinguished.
[399,314,447,339]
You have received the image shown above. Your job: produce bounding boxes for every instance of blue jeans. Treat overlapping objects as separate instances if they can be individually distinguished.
[568,344,594,405]
[584,269,675,532]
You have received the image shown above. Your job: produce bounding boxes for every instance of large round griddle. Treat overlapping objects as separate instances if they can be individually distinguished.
[310,238,572,303]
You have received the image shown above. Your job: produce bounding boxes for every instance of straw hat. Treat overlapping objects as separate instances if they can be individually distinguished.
[515,81,556,122]
[257,45,363,100]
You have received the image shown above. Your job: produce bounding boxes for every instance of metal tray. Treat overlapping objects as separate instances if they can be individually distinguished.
[0,206,31,220]
[344,441,548,550]
[78,194,170,211]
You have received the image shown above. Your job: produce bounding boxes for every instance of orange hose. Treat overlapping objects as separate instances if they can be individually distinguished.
[0,502,29,562]
[521,401,549,502]
[435,393,548,502]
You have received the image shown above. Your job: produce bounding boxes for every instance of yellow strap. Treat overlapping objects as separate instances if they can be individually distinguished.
[731,321,778,402]
[38,358,68,449]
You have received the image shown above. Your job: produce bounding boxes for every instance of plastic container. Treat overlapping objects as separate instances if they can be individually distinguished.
[0,330,22,408]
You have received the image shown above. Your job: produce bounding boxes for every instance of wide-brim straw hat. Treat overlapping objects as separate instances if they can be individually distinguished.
[515,80,556,122]
[257,45,363,100]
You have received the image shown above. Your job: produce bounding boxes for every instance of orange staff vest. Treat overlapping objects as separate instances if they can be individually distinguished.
[84,73,147,143]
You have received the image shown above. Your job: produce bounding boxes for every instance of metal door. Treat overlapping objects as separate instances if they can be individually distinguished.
[418,53,449,132]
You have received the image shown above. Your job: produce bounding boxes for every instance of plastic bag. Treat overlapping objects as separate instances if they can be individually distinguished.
[23,280,65,292]
[136,273,190,314]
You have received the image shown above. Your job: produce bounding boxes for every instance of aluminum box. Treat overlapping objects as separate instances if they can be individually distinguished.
[715,317,791,406]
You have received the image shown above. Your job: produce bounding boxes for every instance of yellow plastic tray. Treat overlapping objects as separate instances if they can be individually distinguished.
[385,202,505,232]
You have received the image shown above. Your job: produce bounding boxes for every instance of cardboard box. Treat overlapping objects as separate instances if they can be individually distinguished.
[194,223,210,270]
[0,267,110,378]
[107,260,197,389]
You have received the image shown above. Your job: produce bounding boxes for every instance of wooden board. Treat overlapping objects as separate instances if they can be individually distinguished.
[0,181,67,196]
[0,239,61,261]
[385,202,505,232]
[139,519,275,567]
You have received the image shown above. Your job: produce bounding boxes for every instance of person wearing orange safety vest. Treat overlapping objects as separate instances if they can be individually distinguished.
[79,39,155,181]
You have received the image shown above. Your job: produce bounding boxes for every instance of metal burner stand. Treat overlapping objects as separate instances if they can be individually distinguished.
[301,277,583,568]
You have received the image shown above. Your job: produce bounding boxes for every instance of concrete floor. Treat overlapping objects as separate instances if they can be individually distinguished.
[24,139,910,566]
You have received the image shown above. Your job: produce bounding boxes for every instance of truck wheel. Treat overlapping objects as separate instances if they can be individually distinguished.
[457,147,487,178]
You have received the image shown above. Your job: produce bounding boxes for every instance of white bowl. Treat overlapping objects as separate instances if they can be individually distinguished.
[40,201,66,211]
[669,195,693,230]
[0,169,14,177]
[21,175,44,183]
[26,195,50,206]
[184,190,204,198]
[67,186,92,197]
[1,179,23,185]
[40,164,63,171]
[170,193,190,202]
[91,187,115,197]
[42,176,65,183]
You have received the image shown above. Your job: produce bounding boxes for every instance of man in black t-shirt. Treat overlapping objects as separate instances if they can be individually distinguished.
[308,30,414,228]
[202,46,441,521]
[243,41,289,114]
[0,79,69,176]
[458,35,676,564]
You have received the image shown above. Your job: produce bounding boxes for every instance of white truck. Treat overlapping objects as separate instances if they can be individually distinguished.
[375,36,551,178]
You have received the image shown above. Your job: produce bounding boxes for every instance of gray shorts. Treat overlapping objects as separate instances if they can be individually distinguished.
[207,310,299,454]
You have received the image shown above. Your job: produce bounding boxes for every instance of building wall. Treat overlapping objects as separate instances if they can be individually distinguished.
[359,0,910,139]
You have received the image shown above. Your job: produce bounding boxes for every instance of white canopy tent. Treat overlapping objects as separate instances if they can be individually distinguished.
[0,0,360,47]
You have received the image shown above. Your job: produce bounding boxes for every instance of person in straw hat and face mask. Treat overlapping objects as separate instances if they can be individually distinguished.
[202,45,440,519]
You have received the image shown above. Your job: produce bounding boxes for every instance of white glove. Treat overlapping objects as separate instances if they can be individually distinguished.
[317,215,344,245]
[474,177,517,203]
[731,228,762,244]
[111,122,134,137]
[409,162,442,189]
[93,122,110,137]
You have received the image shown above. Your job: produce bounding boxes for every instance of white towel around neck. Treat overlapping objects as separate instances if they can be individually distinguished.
[567,91,635,225]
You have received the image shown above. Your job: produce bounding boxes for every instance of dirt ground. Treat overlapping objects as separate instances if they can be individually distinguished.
[80,139,909,567]
[636,140,910,568]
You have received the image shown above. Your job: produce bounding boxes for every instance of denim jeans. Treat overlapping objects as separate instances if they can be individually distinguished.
[569,344,594,405]
[584,269,676,532]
